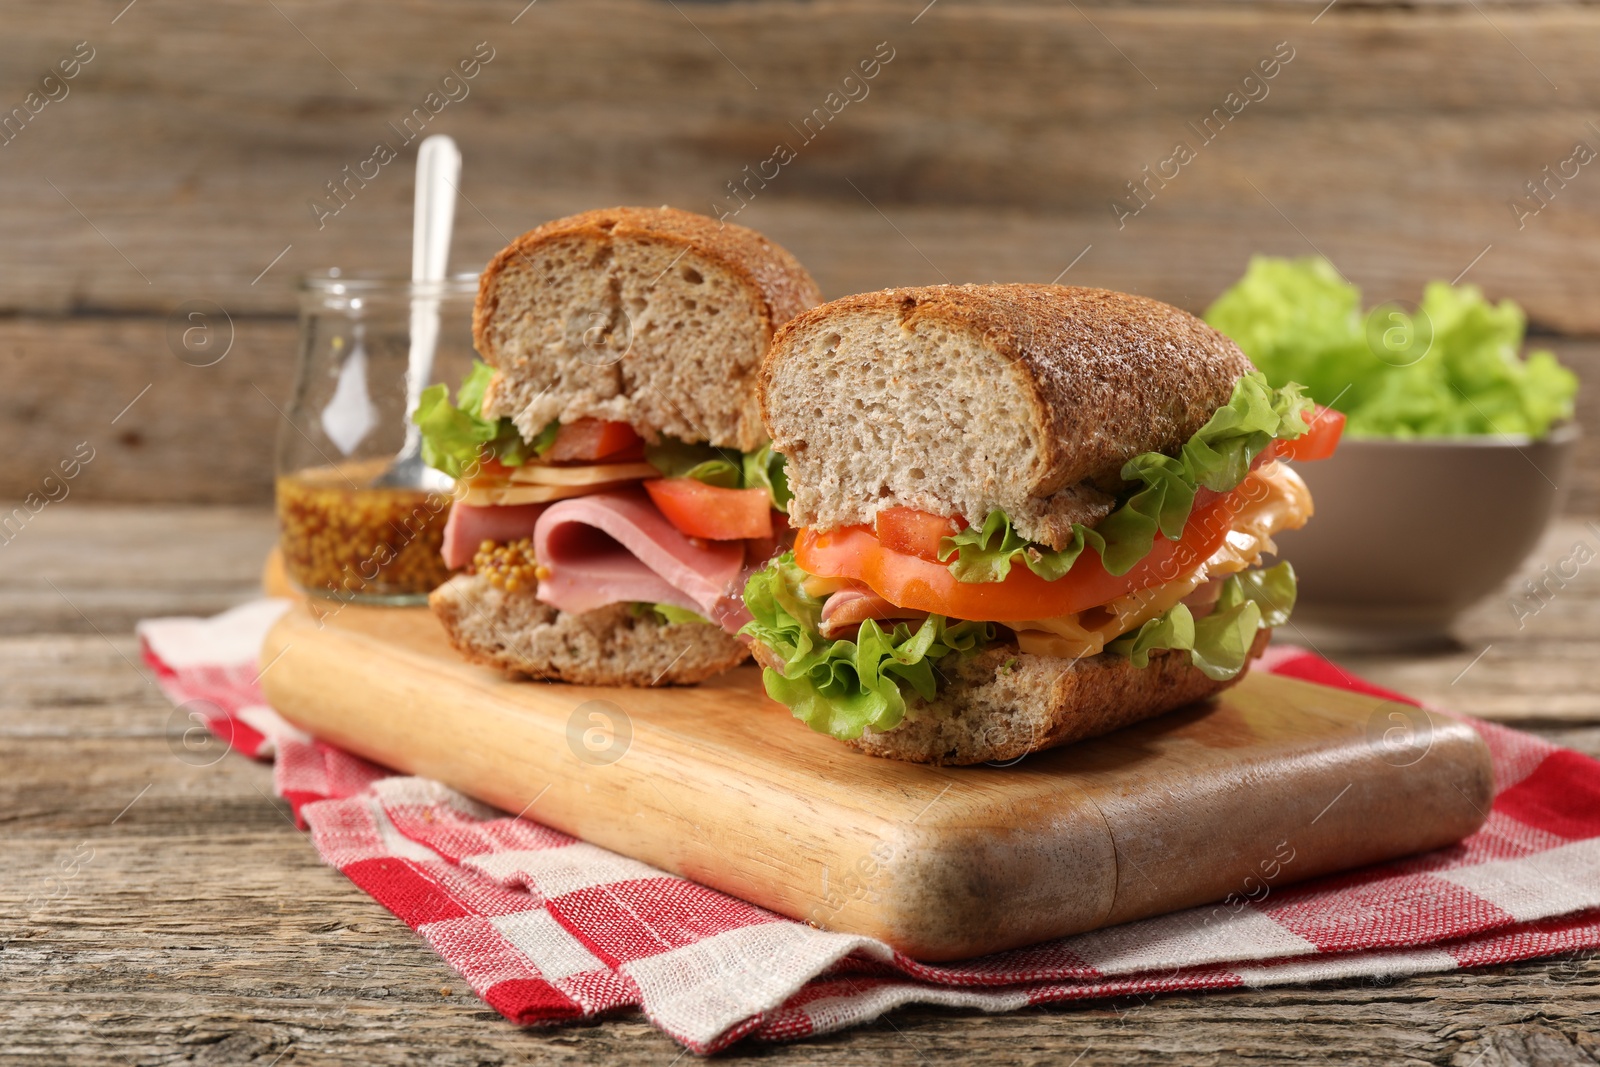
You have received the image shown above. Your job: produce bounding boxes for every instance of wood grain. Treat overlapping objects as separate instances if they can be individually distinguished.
[4,319,1596,510]
[8,0,1600,1052]
[260,602,1491,959]
[6,0,1599,507]
[3,505,1598,1061]
[4,0,1600,327]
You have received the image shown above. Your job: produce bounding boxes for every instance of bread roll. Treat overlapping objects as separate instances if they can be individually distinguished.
[431,574,748,686]
[761,284,1253,548]
[436,207,819,687]
[477,206,823,453]
[847,631,1269,765]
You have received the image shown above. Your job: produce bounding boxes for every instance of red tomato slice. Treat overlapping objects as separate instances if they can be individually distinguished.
[795,493,1240,622]
[469,457,513,481]
[644,478,774,540]
[874,507,965,561]
[1272,406,1345,463]
[546,419,642,463]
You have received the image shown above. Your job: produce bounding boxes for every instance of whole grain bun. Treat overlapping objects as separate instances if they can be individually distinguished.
[476,206,823,452]
[847,630,1270,766]
[430,573,748,686]
[761,284,1255,548]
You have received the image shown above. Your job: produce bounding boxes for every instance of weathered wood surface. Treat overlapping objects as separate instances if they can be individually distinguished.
[4,0,1600,324]
[261,604,1495,959]
[4,0,1600,507]
[3,504,1598,1063]
[6,319,1596,512]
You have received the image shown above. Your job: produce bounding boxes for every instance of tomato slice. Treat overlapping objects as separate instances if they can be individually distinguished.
[546,419,642,463]
[1272,406,1345,463]
[874,507,965,561]
[795,493,1240,622]
[644,478,774,540]
[469,457,513,481]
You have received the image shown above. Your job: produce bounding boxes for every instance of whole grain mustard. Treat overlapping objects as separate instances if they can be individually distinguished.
[276,464,453,598]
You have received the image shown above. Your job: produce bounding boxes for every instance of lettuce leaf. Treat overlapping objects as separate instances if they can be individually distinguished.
[413,360,541,479]
[743,441,793,513]
[644,438,742,487]
[1204,256,1578,439]
[530,419,561,457]
[416,363,793,500]
[646,436,793,511]
[740,553,994,740]
[939,372,1311,582]
[1107,562,1297,682]
[630,602,712,626]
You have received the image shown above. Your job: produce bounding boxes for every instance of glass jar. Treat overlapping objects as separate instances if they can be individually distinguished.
[275,271,479,605]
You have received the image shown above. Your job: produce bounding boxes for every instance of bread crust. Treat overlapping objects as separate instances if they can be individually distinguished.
[430,573,748,686]
[475,206,822,451]
[475,206,820,357]
[845,629,1271,765]
[762,284,1255,543]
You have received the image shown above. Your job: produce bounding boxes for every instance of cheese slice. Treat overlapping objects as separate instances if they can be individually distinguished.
[507,462,659,486]
[1205,460,1313,576]
[460,481,634,506]
[1012,461,1313,659]
[802,573,857,599]
[1013,569,1207,659]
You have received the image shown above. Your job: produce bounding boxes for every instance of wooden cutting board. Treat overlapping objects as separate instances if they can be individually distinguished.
[260,601,1494,961]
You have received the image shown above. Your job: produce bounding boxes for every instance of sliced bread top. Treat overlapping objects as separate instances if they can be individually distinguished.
[476,206,823,452]
[760,284,1255,547]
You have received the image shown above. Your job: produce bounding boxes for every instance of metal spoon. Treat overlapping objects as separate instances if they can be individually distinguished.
[373,134,461,491]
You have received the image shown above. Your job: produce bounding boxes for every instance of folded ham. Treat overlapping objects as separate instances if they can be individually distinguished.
[818,588,928,639]
[533,489,751,632]
[440,502,548,570]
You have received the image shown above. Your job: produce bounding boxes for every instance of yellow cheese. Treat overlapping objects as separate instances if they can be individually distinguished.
[1011,461,1312,658]
[1013,570,1206,659]
[460,481,632,506]
[802,574,856,599]
[1205,460,1312,575]
[507,462,659,486]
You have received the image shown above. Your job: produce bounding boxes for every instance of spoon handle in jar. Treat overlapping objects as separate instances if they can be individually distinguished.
[401,135,461,455]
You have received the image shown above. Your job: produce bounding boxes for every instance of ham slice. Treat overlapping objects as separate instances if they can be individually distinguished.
[440,502,548,570]
[533,489,748,630]
[818,588,928,639]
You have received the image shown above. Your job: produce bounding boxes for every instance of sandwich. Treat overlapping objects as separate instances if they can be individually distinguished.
[743,284,1345,764]
[419,206,822,685]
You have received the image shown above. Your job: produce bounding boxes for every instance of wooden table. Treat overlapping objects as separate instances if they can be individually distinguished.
[5,505,1599,1066]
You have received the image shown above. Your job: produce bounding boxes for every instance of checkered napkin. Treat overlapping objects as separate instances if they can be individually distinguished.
[138,600,1600,1054]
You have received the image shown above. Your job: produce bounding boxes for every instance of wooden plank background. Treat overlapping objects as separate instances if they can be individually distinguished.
[2,0,1597,507]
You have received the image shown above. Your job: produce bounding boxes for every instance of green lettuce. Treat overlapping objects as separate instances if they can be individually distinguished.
[940,373,1311,582]
[413,360,545,478]
[645,436,793,512]
[1108,562,1297,682]
[1204,256,1578,439]
[415,363,792,499]
[630,602,713,626]
[530,419,561,457]
[740,554,994,740]
[742,441,793,513]
[644,437,742,487]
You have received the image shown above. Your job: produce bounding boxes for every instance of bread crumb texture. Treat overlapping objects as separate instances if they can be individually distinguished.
[762,284,1255,547]
[475,206,822,452]
[846,629,1269,765]
[430,573,748,686]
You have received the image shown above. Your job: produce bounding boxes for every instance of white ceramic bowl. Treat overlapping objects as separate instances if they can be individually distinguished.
[1270,423,1579,650]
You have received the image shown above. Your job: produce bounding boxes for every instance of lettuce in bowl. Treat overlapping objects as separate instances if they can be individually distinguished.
[1204,256,1578,440]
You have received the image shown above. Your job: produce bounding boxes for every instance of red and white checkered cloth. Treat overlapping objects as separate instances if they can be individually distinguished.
[138,600,1600,1054]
